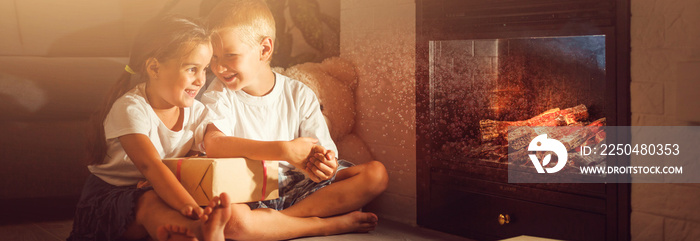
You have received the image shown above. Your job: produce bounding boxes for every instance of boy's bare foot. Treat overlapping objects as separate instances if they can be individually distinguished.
[156,224,197,241]
[325,211,378,235]
[200,193,232,241]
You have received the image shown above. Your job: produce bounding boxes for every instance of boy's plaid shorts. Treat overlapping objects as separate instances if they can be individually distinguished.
[248,159,354,211]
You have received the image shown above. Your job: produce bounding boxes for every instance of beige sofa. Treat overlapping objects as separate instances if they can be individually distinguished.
[0,1,202,202]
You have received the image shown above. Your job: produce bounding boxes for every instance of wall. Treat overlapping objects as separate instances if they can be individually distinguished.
[0,0,201,200]
[340,0,700,235]
[630,0,700,240]
[340,0,417,224]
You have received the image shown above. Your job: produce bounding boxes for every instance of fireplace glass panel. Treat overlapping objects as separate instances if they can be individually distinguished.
[428,35,606,167]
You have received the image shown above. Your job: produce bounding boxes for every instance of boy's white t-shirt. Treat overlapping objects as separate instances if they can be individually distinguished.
[200,72,338,173]
[89,83,221,186]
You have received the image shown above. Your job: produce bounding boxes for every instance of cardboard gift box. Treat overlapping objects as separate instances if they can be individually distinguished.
[163,158,279,205]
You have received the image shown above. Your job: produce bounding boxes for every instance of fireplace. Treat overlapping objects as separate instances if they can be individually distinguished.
[416,0,630,240]
[432,36,607,170]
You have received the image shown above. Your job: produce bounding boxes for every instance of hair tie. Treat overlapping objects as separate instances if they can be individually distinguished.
[125,65,136,74]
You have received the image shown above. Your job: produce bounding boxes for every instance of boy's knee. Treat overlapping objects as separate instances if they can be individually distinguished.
[363,161,389,195]
[225,204,257,240]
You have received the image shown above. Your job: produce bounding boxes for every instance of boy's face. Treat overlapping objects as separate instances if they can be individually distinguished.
[210,29,263,92]
[151,43,212,108]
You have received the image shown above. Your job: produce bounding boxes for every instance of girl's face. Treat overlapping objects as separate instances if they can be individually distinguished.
[210,29,265,93]
[150,43,213,108]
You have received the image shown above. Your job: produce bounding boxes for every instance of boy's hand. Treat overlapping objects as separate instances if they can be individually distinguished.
[305,148,338,183]
[284,137,318,166]
[180,204,204,220]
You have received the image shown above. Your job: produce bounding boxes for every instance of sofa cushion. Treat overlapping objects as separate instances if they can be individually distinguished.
[0,120,91,199]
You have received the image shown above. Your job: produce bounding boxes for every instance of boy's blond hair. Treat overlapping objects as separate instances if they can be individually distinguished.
[207,0,276,48]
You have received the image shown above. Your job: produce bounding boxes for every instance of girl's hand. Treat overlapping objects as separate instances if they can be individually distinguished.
[185,150,204,157]
[136,180,152,188]
[179,204,204,220]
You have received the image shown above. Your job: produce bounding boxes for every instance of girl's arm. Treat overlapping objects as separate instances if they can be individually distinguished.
[203,123,317,170]
[119,133,202,219]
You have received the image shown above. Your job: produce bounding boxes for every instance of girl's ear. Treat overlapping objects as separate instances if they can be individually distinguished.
[260,37,274,62]
[145,57,160,80]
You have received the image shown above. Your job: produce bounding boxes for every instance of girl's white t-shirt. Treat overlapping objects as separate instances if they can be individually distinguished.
[200,72,338,174]
[88,83,222,186]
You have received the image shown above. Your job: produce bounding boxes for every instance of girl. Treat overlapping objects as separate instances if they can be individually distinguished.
[68,15,230,241]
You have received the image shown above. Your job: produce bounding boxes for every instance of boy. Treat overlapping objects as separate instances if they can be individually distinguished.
[201,0,388,219]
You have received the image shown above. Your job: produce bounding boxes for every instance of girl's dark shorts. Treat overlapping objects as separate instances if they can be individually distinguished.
[67,174,153,241]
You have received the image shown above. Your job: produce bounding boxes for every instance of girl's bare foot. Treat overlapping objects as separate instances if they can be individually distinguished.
[156,224,197,241]
[325,211,378,235]
[199,193,232,241]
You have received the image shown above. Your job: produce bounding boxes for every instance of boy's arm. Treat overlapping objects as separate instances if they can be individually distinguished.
[297,87,339,180]
[119,134,202,219]
[204,123,316,165]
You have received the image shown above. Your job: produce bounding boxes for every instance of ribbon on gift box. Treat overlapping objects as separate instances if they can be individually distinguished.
[261,160,267,201]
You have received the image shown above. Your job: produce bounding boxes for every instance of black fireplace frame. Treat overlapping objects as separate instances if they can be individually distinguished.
[415,0,630,240]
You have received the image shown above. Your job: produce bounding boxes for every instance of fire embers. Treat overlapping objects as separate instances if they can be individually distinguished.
[480,104,589,143]
[441,104,607,173]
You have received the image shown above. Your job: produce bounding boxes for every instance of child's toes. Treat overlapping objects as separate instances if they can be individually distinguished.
[157,224,197,241]
[157,225,171,241]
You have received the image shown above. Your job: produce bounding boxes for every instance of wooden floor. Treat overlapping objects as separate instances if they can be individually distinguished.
[0,197,475,240]
[0,218,475,241]
[0,220,72,241]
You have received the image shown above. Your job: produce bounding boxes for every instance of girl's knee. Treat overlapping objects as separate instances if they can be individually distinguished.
[130,190,163,233]
[139,190,159,202]
[135,190,159,218]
